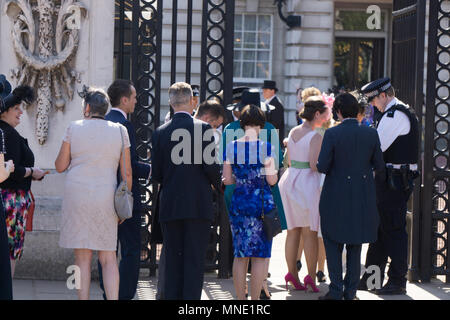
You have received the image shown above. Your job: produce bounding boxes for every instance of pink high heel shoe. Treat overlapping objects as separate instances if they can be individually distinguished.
[284,272,306,291]
[304,275,320,293]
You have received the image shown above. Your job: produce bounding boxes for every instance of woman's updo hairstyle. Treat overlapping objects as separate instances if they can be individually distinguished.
[78,85,110,117]
[299,96,328,121]
[239,104,266,129]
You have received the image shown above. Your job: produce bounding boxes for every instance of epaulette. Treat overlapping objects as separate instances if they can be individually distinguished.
[386,108,396,118]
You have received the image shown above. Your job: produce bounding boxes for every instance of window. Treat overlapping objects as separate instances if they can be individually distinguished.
[233,14,273,83]
[335,9,387,32]
[333,7,390,89]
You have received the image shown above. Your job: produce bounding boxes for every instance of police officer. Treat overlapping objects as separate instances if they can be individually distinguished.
[358,77,419,295]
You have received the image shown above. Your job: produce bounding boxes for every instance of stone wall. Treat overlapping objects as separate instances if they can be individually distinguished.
[0,0,115,280]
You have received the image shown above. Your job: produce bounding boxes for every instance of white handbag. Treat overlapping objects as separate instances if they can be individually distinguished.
[114,127,133,220]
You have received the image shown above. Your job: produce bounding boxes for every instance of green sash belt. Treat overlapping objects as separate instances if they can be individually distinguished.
[290,160,310,169]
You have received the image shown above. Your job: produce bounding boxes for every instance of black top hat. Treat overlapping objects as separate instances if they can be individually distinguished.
[262,80,278,92]
[191,85,200,97]
[227,88,275,112]
[360,77,392,102]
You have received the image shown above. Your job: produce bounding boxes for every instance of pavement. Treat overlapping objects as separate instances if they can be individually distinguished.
[11,231,450,300]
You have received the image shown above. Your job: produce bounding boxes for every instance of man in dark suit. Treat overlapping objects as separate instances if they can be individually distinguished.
[97,79,151,300]
[262,80,285,144]
[317,93,385,300]
[152,82,221,300]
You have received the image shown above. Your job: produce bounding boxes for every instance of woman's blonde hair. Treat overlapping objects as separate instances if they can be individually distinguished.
[301,87,321,102]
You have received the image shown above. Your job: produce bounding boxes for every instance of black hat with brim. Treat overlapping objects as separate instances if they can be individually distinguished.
[360,77,392,102]
[0,75,12,100]
[262,80,278,91]
[0,75,12,113]
[227,89,275,112]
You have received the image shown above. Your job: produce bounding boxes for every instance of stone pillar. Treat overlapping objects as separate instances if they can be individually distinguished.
[284,0,334,131]
[0,0,115,280]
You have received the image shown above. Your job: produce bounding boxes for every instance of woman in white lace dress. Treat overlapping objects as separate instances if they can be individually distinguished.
[55,87,132,300]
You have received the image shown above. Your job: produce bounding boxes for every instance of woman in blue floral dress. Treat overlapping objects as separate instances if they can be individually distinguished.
[223,105,278,300]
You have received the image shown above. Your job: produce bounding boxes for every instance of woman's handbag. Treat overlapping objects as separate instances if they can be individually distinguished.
[114,128,133,221]
[25,191,35,232]
[260,178,282,240]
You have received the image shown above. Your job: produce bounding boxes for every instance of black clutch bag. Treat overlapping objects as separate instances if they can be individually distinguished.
[261,178,282,240]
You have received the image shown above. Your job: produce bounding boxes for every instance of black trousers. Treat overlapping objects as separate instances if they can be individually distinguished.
[0,200,12,300]
[99,209,141,300]
[362,178,413,288]
[161,219,211,300]
[323,237,362,300]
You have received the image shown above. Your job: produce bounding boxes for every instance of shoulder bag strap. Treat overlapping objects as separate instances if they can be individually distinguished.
[118,127,127,183]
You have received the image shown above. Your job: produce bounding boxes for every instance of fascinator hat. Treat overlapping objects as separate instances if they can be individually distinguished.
[0,75,34,114]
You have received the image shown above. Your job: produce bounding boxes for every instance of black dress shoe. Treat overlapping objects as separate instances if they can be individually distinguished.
[357,278,377,291]
[318,292,342,300]
[375,283,407,295]
[317,270,326,283]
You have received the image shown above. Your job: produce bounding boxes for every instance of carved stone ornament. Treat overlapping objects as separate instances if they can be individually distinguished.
[4,0,87,144]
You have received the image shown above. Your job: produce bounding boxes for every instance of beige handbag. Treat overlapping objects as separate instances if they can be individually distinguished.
[114,127,133,221]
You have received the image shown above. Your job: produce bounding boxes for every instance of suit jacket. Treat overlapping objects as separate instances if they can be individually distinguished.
[317,119,385,244]
[222,109,235,128]
[151,112,221,223]
[265,96,285,144]
[105,109,151,211]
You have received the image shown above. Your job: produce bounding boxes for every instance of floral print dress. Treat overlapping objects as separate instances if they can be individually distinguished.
[226,140,275,258]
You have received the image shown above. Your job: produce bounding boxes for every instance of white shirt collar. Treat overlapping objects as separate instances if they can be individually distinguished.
[265,95,276,104]
[384,97,399,112]
[342,118,357,122]
[111,107,128,119]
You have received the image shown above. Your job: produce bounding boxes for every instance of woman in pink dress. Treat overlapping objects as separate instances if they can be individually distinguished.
[279,96,331,292]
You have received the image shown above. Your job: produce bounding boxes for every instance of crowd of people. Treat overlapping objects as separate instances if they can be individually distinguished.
[0,73,419,301]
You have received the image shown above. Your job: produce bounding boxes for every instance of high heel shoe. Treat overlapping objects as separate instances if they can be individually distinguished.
[260,279,272,300]
[303,275,320,293]
[284,272,306,290]
[317,270,326,283]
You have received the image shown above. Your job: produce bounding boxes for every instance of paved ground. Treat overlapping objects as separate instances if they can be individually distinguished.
[11,231,450,300]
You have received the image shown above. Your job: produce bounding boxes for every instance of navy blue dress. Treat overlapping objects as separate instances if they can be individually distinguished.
[226,140,275,258]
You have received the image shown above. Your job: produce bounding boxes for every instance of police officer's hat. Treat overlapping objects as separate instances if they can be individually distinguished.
[360,77,392,102]
[191,85,200,97]
[227,88,275,112]
[231,86,249,102]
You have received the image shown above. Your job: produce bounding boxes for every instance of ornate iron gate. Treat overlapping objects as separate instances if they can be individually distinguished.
[421,0,450,282]
[391,0,426,283]
[114,0,235,278]
[392,0,450,283]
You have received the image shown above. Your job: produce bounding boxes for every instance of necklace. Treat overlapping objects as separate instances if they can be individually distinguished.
[91,116,105,120]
